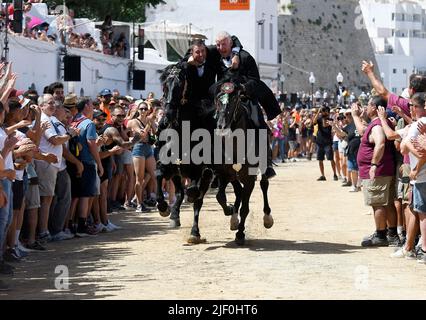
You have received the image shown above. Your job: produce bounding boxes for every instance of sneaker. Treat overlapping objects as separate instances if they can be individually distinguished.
[391,247,417,259]
[361,232,389,247]
[75,227,98,238]
[281,159,286,163]
[417,249,426,264]
[0,280,9,291]
[349,186,361,193]
[292,158,297,163]
[64,228,73,236]
[51,231,75,242]
[342,181,352,187]
[124,202,136,211]
[37,231,52,244]
[25,241,46,251]
[143,198,157,208]
[92,223,106,234]
[0,261,14,275]
[135,204,151,213]
[333,175,339,181]
[3,248,21,263]
[387,234,402,247]
[317,176,326,181]
[106,221,122,231]
[111,201,126,211]
[17,241,31,254]
[14,245,28,258]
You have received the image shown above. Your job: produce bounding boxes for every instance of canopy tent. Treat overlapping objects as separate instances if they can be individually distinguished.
[142,20,212,60]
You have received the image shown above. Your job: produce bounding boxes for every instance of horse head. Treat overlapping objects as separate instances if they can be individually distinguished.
[214,76,246,136]
[161,64,188,107]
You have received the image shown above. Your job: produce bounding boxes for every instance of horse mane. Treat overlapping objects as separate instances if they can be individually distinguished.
[160,63,186,84]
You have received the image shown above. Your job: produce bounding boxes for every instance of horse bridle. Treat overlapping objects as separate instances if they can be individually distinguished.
[216,83,248,126]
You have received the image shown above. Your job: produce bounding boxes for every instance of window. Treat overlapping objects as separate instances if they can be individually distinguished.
[269,23,273,50]
[392,88,397,93]
[402,14,405,21]
[392,13,395,21]
[403,69,407,74]
[261,23,265,50]
[278,53,282,64]
[393,68,397,74]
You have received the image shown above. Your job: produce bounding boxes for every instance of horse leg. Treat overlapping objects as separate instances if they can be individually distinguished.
[188,168,213,244]
[260,175,274,229]
[216,176,239,231]
[216,176,232,215]
[156,169,170,217]
[231,180,243,215]
[186,179,200,204]
[169,175,184,228]
[235,178,256,246]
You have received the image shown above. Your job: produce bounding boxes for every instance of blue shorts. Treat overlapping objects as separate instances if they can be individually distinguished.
[72,162,98,198]
[132,143,154,159]
[333,141,339,152]
[347,155,359,172]
[413,182,426,214]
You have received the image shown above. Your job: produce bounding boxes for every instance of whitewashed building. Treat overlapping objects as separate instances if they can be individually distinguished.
[360,0,426,94]
[145,0,280,89]
[1,3,171,98]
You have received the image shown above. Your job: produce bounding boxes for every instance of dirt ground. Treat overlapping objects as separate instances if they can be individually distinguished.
[1,159,426,300]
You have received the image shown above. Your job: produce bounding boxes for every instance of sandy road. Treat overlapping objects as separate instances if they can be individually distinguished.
[1,159,426,300]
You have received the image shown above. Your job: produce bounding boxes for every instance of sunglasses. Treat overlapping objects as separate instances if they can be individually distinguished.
[115,114,126,118]
[97,118,106,122]
[139,108,148,111]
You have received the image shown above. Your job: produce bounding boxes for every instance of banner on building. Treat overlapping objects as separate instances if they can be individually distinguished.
[220,0,250,10]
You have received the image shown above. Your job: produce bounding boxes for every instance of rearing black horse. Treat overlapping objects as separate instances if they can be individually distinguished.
[213,73,274,245]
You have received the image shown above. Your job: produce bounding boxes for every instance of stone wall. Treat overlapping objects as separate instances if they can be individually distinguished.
[278,0,377,96]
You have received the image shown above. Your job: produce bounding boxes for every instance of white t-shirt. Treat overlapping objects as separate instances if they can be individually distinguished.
[39,113,63,169]
[407,118,426,184]
[14,130,27,181]
[51,116,68,171]
[0,127,14,172]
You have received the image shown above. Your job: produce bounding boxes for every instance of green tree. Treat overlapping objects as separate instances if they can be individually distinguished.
[45,0,164,22]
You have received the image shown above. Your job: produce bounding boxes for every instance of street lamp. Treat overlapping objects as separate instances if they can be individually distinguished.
[337,72,344,106]
[280,74,286,93]
[309,72,316,109]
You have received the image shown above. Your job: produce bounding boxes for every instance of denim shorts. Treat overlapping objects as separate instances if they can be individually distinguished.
[132,143,154,159]
[333,141,339,152]
[347,155,358,172]
[412,182,426,214]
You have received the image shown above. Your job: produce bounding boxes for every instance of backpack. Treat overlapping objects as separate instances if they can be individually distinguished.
[69,115,88,158]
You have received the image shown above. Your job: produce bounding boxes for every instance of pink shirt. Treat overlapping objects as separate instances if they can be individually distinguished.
[357,118,396,179]
[387,93,410,117]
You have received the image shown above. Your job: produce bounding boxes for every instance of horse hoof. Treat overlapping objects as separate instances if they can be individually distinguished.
[158,202,168,213]
[187,236,207,245]
[264,214,274,229]
[169,219,181,228]
[230,213,239,231]
[159,206,171,218]
[235,237,245,246]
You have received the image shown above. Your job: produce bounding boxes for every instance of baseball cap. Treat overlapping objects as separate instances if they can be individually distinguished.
[99,89,112,97]
[93,110,107,119]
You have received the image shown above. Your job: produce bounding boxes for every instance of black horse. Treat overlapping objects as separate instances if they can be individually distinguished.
[213,74,274,246]
[156,64,214,244]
